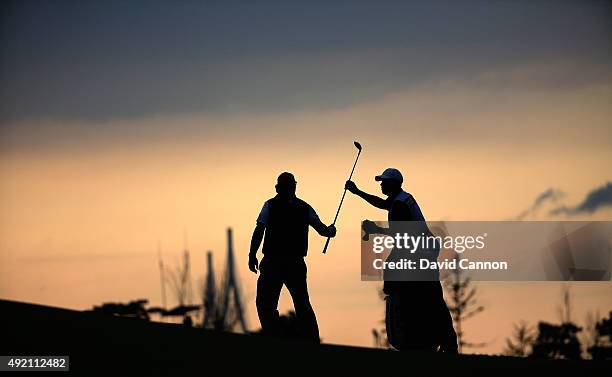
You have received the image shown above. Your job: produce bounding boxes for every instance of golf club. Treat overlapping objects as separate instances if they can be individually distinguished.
[322,141,362,254]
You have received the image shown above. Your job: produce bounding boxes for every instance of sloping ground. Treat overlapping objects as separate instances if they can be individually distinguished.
[1,299,609,376]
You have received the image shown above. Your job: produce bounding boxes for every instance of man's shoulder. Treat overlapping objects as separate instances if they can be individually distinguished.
[267,196,311,210]
[391,198,410,209]
[395,191,417,206]
[293,196,311,207]
[294,198,318,217]
[386,191,414,206]
[260,198,274,209]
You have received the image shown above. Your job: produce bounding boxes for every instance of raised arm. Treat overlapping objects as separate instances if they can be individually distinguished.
[345,180,388,210]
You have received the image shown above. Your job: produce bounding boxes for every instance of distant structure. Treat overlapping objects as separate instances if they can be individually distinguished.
[182,230,193,306]
[202,228,248,332]
[203,251,219,328]
[157,241,167,310]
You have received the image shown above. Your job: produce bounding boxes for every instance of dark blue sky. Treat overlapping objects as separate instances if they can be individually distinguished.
[1,0,610,122]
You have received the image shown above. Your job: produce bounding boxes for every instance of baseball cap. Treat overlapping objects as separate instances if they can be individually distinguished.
[375,168,403,183]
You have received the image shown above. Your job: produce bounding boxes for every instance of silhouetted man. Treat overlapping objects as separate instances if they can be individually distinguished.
[249,172,336,342]
[346,168,457,353]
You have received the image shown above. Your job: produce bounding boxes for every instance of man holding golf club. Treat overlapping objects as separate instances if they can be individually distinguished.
[248,172,336,342]
[346,168,457,353]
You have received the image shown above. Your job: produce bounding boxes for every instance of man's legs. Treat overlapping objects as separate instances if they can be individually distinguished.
[256,257,284,336]
[435,284,458,353]
[285,258,320,342]
[385,290,438,352]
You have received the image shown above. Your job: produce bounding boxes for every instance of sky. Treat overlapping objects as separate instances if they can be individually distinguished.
[1,0,611,354]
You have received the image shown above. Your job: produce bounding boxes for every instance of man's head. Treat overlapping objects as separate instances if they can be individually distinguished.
[375,168,403,196]
[275,172,297,197]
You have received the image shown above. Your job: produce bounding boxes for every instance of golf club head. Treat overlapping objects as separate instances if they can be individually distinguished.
[354,141,362,150]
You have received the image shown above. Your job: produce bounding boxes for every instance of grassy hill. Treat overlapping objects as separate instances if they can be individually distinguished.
[1,299,609,376]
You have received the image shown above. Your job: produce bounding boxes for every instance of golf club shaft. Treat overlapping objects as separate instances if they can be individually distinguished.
[323,148,361,254]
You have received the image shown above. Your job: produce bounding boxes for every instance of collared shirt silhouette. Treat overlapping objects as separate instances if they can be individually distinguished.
[249,172,336,342]
[346,168,457,352]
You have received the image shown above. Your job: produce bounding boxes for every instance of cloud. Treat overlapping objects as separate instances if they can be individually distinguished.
[2,79,611,159]
[550,182,612,216]
[514,188,565,220]
[1,0,611,122]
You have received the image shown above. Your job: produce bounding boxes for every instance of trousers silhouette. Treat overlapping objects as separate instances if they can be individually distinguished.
[256,256,320,342]
[385,282,457,351]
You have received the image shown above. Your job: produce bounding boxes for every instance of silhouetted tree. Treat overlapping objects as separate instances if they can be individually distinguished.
[587,311,612,360]
[444,255,485,353]
[531,322,582,359]
[92,299,150,320]
[277,310,302,338]
[166,250,193,307]
[504,321,535,357]
[531,285,582,360]
[372,287,390,349]
[254,310,303,339]
[581,310,601,359]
